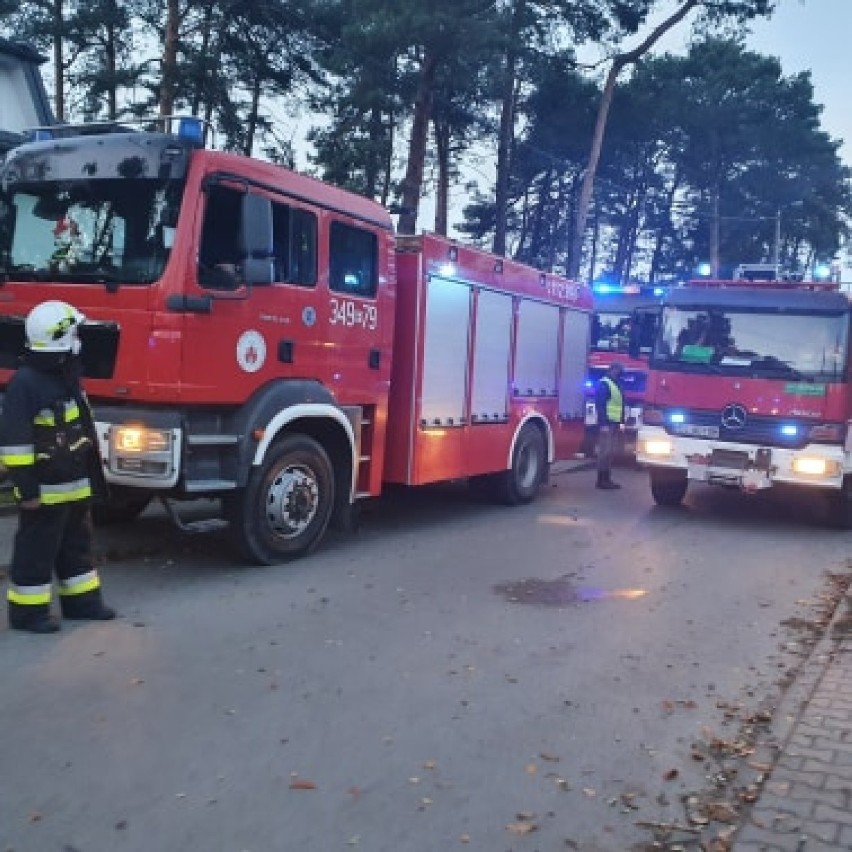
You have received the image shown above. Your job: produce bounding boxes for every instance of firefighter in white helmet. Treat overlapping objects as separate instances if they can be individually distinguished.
[0,300,115,633]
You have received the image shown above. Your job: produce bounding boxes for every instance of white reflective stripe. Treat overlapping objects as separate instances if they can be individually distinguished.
[0,444,35,455]
[40,478,91,496]
[9,583,52,596]
[58,570,99,591]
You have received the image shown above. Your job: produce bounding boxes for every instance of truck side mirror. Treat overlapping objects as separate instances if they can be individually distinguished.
[240,193,274,285]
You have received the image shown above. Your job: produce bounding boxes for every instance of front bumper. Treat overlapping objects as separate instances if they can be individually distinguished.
[636,425,846,492]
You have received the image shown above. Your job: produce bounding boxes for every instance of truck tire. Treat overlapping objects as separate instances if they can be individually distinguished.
[225,434,334,564]
[92,487,152,525]
[650,468,688,507]
[493,424,547,506]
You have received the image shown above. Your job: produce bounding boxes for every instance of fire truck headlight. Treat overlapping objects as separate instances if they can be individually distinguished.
[109,425,174,478]
[792,456,839,477]
[112,425,170,453]
[643,438,672,457]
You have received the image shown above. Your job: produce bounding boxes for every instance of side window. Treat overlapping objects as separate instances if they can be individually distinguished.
[329,221,378,297]
[198,184,243,289]
[272,202,317,287]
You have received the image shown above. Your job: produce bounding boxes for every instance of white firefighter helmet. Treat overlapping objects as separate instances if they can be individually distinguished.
[24,300,86,353]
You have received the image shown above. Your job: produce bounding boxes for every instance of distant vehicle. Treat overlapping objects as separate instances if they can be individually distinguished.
[732,263,780,281]
[637,276,852,526]
[583,286,663,457]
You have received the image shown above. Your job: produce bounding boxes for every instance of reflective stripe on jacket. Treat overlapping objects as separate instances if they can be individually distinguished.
[0,364,94,504]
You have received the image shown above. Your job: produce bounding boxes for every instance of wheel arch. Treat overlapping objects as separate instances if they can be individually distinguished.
[230,380,357,502]
[255,406,356,507]
[507,413,553,468]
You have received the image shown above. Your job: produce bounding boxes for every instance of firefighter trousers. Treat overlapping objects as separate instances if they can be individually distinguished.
[7,500,104,624]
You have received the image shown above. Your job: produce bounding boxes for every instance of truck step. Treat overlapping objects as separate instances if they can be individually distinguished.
[182,479,237,492]
[160,498,229,535]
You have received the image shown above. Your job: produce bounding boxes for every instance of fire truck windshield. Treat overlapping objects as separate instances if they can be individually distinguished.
[0,177,184,285]
[653,307,848,381]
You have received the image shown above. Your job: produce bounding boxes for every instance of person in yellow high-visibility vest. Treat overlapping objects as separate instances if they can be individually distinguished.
[594,362,625,490]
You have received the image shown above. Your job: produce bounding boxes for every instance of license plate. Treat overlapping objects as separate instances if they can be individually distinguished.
[674,423,719,439]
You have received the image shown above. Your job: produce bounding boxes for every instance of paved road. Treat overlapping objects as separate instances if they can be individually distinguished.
[0,464,850,851]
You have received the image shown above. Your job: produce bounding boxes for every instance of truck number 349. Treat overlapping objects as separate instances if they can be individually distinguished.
[330,298,378,330]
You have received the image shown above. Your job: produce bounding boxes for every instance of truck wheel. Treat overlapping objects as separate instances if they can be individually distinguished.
[92,487,152,525]
[650,469,688,507]
[494,424,547,505]
[226,434,334,564]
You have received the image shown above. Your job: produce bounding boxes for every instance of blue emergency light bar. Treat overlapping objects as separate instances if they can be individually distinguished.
[177,116,204,146]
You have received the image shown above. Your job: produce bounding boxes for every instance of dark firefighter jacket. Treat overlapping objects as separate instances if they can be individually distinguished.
[0,359,100,505]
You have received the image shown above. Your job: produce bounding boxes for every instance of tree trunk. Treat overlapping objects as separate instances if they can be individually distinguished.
[433,118,450,236]
[397,51,438,236]
[106,1,117,120]
[493,42,518,257]
[245,72,262,156]
[569,0,700,279]
[159,0,179,118]
[52,0,64,121]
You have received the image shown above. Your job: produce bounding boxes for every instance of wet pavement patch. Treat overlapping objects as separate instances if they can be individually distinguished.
[494,576,647,606]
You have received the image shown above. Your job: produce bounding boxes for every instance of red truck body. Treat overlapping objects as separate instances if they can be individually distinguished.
[0,120,593,562]
[636,278,852,525]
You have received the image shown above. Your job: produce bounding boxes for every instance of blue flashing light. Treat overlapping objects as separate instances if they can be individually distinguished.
[780,424,798,437]
[177,117,205,146]
[653,287,665,297]
[813,264,831,281]
[593,282,613,294]
[584,379,594,390]
[669,411,686,424]
[697,263,712,277]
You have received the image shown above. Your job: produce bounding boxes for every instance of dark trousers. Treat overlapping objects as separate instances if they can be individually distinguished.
[10,501,94,590]
[597,425,617,479]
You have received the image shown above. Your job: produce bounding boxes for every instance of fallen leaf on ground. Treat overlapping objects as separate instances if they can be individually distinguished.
[663,768,679,781]
[506,822,538,835]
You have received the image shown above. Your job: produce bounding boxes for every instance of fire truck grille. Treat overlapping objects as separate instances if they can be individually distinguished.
[667,409,811,450]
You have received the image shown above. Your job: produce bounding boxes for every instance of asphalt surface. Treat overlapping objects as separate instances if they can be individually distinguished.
[0,460,850,852]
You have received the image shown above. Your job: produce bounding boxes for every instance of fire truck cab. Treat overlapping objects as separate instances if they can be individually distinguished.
[0,118,593,563]
[583,286,661,456]
[637,279,852,526]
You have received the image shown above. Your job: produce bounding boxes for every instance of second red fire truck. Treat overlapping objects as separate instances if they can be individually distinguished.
[637,277,852,526]
[582,285,661,457]
[0,117,593,563]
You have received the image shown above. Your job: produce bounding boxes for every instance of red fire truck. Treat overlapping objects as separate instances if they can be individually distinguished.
[0,118,593,563]
[636,277,852,526]
[582,286,661,456]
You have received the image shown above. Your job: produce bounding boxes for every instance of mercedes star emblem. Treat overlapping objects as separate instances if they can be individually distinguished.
[720,403,747,430]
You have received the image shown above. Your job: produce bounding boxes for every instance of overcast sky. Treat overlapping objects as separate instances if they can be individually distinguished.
[745,0,849,163]
[649,0,849,163]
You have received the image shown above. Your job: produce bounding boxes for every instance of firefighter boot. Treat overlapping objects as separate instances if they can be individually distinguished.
[60,589,116,621]
[596,472,621,490]
[8,602,61,634]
